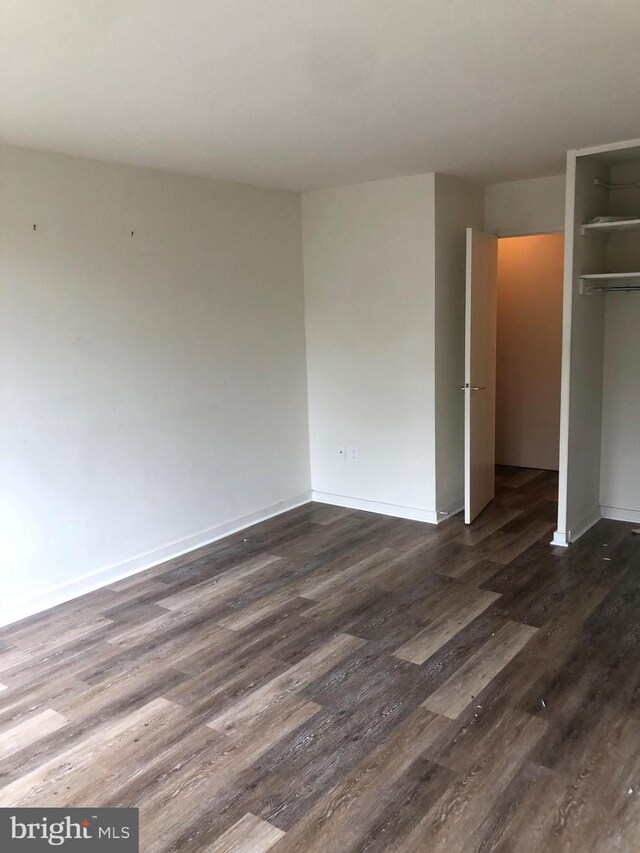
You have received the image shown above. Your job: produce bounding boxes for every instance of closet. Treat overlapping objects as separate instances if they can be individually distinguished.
[554,137,640,545]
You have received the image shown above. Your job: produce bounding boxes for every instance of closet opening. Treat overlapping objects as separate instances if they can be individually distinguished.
[495,233,564,495]
[554,140,640,544]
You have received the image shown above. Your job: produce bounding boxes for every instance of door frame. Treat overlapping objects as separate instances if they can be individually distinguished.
[463,227,565,525]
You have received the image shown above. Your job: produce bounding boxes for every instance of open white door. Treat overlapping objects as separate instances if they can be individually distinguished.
[464,228,498,524]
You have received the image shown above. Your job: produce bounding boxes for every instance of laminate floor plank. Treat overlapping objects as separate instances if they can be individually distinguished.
[135,696,322,852]
[0,708,68,761]
[206,633,364,737]
[0,697,184,807]
[158,554,282,611]
[297,548,395,601]
[0,676,80,736]
[209,813,284,853]
[269,707,454,852]
[393,587,502,665]
[422,621,539,719]
[0,466,637,852]
[396,707,548,852]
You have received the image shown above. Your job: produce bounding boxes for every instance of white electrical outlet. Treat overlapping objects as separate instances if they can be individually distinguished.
[336,444,346,460]
[347,445,359,463]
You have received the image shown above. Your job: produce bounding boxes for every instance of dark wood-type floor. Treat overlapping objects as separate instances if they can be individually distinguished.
[1,467,639,851]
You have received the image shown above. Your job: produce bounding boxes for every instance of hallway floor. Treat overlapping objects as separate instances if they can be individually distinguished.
[0,467,638,851]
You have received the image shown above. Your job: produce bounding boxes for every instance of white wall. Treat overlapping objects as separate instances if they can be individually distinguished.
[496,234,564,470]
[302,175,439,521]
[434,175,484,514]
[0,145,310,625]
[485,175,565,236]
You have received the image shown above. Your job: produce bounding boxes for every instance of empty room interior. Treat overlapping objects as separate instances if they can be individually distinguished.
[2,3,640,851]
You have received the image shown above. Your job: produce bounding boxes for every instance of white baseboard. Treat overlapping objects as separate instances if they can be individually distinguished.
[1,491,311,629]
[437,503,464,522]
[311,491,439,524]
[569,508,602,543]
[600,505,640,524]
[553,506,601,547]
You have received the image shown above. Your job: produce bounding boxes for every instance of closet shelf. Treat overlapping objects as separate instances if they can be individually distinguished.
[579,272,640,295]
[580,272,640,280]
[581,218,640,235]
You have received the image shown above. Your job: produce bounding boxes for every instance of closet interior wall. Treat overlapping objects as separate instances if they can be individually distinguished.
[600,157,640,522]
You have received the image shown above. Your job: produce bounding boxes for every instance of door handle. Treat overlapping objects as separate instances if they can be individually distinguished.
[471,386,486,391]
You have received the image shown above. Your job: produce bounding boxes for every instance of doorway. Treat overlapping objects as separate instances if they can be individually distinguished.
[464,229,564,524]
[495,233,564,474]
